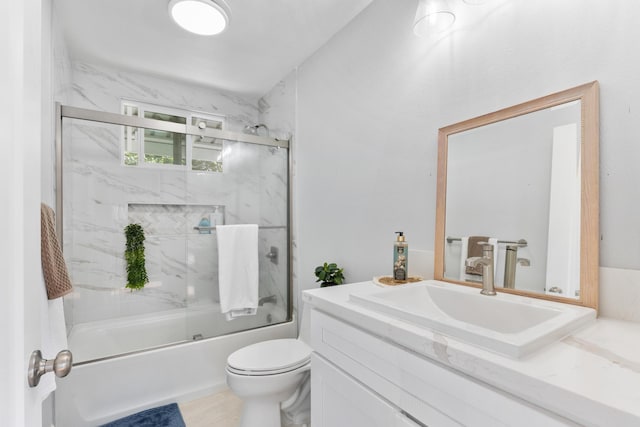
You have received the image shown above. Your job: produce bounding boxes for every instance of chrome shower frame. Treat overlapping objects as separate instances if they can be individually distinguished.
[54,103,294,322]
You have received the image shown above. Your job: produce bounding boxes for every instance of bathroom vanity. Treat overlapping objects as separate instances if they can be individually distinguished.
[304,82,623,426]
[304,281,640,427]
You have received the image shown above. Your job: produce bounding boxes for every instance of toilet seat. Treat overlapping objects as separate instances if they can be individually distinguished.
[227,339,311,376]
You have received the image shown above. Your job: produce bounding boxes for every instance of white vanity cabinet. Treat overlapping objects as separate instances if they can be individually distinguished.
[310,308,578,427]
[312,353,421,427]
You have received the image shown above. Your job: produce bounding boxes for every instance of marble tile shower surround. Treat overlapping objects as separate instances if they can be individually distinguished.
[127,204,225,310]
[70,61,261,133]
[57,59,291,331]
[258,70,299,316]
[63,121,289,327]
[258,71,297,142]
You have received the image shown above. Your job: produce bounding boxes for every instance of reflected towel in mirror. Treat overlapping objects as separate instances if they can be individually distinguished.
[465,235,489,276]
[459,236,499,283]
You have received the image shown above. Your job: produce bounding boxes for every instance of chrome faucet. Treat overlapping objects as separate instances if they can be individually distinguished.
[465,243,496,296]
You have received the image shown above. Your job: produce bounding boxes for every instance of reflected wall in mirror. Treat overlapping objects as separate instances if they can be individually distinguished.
[434,82,599,310]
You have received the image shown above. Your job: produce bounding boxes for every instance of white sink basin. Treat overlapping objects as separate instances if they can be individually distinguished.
[349,280,596,358]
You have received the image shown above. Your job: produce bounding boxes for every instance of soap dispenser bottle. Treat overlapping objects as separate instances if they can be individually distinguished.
[212,206,224,227]
[393,232,408,281]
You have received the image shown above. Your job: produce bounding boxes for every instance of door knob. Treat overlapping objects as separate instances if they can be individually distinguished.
[28,349,72,388]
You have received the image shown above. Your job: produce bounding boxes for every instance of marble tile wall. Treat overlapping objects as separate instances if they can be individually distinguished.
[259,70,297,315]
[62,63,290,329]
[70,61,260,133]
[51,11,75,332]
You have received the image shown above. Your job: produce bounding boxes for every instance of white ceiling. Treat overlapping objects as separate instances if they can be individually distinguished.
[54,0,373,97]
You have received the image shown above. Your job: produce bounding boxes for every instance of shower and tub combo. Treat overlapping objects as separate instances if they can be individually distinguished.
[53,104,296,426]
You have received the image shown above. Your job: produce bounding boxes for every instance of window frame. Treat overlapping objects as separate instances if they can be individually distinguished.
[121,100,226,173]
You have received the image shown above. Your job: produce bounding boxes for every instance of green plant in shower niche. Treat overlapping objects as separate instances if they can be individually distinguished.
[314,262,345,287]
[124,223,149,290]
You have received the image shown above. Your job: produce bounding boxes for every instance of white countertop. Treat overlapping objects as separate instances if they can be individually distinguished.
[303,281,640,427]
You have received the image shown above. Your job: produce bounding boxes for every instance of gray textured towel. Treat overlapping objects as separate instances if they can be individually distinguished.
[465,235,489,276]
[41,204,73,299]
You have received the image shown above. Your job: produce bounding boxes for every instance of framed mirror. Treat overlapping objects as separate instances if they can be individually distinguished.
[434,82,599,310]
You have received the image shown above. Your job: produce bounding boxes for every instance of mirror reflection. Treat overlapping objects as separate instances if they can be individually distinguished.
[435,82,599,309]
[443,101,581,297]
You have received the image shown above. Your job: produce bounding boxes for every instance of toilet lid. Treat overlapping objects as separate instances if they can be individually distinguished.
[227,339,312,375]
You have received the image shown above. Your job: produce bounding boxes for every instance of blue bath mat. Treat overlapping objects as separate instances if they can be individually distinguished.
[100,403,185,427]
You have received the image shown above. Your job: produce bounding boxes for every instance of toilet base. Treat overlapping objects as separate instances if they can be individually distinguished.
[226,365,310,427]
[239,396,285,427]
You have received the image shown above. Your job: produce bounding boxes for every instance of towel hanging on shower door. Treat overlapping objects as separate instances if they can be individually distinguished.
[216,224,259,320]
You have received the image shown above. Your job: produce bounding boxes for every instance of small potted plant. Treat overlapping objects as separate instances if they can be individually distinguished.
[314,262,345,287]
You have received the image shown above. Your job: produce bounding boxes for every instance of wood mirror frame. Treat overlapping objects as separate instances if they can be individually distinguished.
[434,81,599,311]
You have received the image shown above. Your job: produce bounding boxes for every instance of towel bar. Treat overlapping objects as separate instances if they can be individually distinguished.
[193,225,286,231]
[446,236,528,247]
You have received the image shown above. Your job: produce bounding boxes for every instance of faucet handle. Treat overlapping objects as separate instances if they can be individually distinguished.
[476,242,494,252]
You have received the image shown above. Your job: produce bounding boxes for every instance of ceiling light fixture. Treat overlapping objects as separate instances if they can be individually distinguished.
[168,0,230,36]
[413,0,455,38]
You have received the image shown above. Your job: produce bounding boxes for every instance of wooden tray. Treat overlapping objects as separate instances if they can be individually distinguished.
[373,276,424,287]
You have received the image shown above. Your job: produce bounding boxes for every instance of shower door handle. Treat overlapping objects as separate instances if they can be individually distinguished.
[27,349,73,387]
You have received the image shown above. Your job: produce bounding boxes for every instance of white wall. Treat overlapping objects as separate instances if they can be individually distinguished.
[290,0,640,294]
[1,0,46,425]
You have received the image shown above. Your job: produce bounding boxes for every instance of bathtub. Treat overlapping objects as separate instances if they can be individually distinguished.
[55,303,296,426]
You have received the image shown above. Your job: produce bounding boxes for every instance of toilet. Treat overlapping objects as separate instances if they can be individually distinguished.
[226,306,312,427]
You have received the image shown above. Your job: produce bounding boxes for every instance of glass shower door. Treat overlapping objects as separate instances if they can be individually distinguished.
[60,108,290,363]
[62,117,191,362]
[185,139,289,340]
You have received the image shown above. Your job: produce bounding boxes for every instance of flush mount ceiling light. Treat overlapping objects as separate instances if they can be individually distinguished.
[168,0,230,36]
[413,0,455,38]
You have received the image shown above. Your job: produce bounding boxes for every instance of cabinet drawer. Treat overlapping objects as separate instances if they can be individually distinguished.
[312,353,422,427]
[311,309,576,427]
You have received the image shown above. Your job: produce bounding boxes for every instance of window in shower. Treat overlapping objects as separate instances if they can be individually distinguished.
[191,116,224,172]
[122,101,224,172]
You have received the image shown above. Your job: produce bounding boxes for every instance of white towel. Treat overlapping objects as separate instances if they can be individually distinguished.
[217,224,259,320]
[488,237,501,286]
[458,237,469,282]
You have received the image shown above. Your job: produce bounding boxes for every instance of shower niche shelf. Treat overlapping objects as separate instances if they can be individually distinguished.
[127,203,225,236]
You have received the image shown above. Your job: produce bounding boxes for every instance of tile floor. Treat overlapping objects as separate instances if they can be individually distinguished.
[179,389,243,427]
